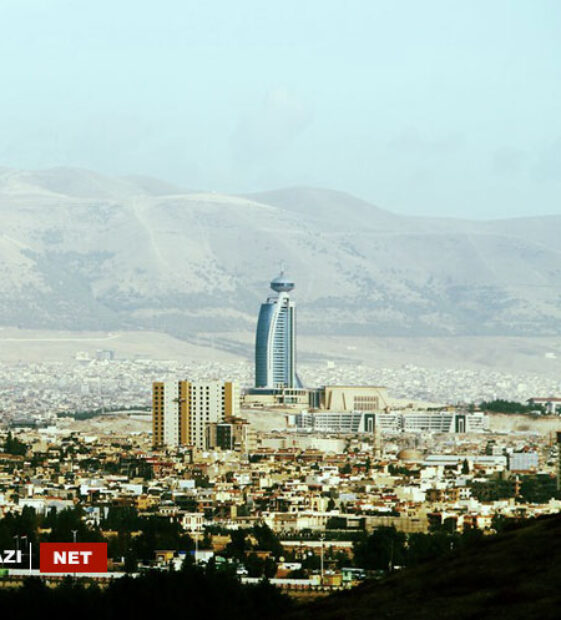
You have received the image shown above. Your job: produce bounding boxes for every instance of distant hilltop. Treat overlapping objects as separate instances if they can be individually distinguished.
[1,166,561,340]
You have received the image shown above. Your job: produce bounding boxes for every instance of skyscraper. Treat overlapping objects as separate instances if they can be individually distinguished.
[254,272,301,389]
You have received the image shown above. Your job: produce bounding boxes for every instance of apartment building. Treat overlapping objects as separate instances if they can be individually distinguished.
[152,380,239,449]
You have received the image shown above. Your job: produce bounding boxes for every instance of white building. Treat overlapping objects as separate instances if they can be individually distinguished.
[180,512,205,532]
[508,451,539,472]
[293,410,488,434]
[424,454,507,469]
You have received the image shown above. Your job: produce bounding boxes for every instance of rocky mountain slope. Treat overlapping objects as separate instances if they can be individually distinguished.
[0,167,560,338]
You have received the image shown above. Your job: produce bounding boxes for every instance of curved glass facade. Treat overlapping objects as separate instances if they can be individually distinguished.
[255,302,275,388]
[254,276,298,389]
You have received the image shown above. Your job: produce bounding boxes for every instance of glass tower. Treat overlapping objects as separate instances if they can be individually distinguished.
[255,273,301,389]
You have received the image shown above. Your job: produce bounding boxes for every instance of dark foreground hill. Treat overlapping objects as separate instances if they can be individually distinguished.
[289,516,561,620]
[1,517,560,619]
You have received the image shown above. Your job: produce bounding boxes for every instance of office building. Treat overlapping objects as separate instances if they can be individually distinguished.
[243,386,309,408]
[508,451,539,472]
[292,410,489,434]
[206,416,257,453]
[152,380,239,449]
[254,272,301,389]
[308,385,390,411]
[294,411,375,433]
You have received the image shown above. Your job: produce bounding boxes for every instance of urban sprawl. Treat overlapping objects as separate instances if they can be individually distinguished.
[1,274,561,591]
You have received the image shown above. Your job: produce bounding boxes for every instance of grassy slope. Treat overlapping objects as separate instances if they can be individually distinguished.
[289,516,561,620]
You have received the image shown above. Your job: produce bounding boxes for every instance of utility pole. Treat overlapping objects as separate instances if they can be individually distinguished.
[557,433,561,492]
[72,530,78,580]
[20,536,29,573]
[319,533,325,585]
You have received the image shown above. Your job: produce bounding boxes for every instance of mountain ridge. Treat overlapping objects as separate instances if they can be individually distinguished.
[0,167,560,339]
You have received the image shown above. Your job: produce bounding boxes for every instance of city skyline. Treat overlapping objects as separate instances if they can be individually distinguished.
[0,2,559,614]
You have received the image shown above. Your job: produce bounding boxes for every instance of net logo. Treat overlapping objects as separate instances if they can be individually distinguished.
[40,543,107,573]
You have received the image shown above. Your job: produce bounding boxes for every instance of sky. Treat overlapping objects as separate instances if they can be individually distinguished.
[1,0,560,218]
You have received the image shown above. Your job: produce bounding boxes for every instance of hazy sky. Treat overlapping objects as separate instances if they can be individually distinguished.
[1,0,560,218]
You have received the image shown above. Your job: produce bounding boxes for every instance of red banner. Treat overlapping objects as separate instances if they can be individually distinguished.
[40,543,107,573]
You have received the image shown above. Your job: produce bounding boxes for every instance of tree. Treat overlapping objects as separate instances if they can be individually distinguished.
[200,532,213,550]
[252,523,283,558]
[226,529,250,560]
[102,506,141,532]
[3,431,27,456]
[124,551,138,573]
[45,507,102,543]
[263,557,278,578]
[470,479,515,502]
[129,516,193,561]
[353,527,406,570]
[245,553,264,577]
[326,516,347,530]
[407,532,456,565]
[519,474,559,503]
[479,399,541,415]
[0,561,293,618]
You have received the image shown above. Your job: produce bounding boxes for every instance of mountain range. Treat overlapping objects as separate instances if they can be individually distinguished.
[0,166,560,340]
